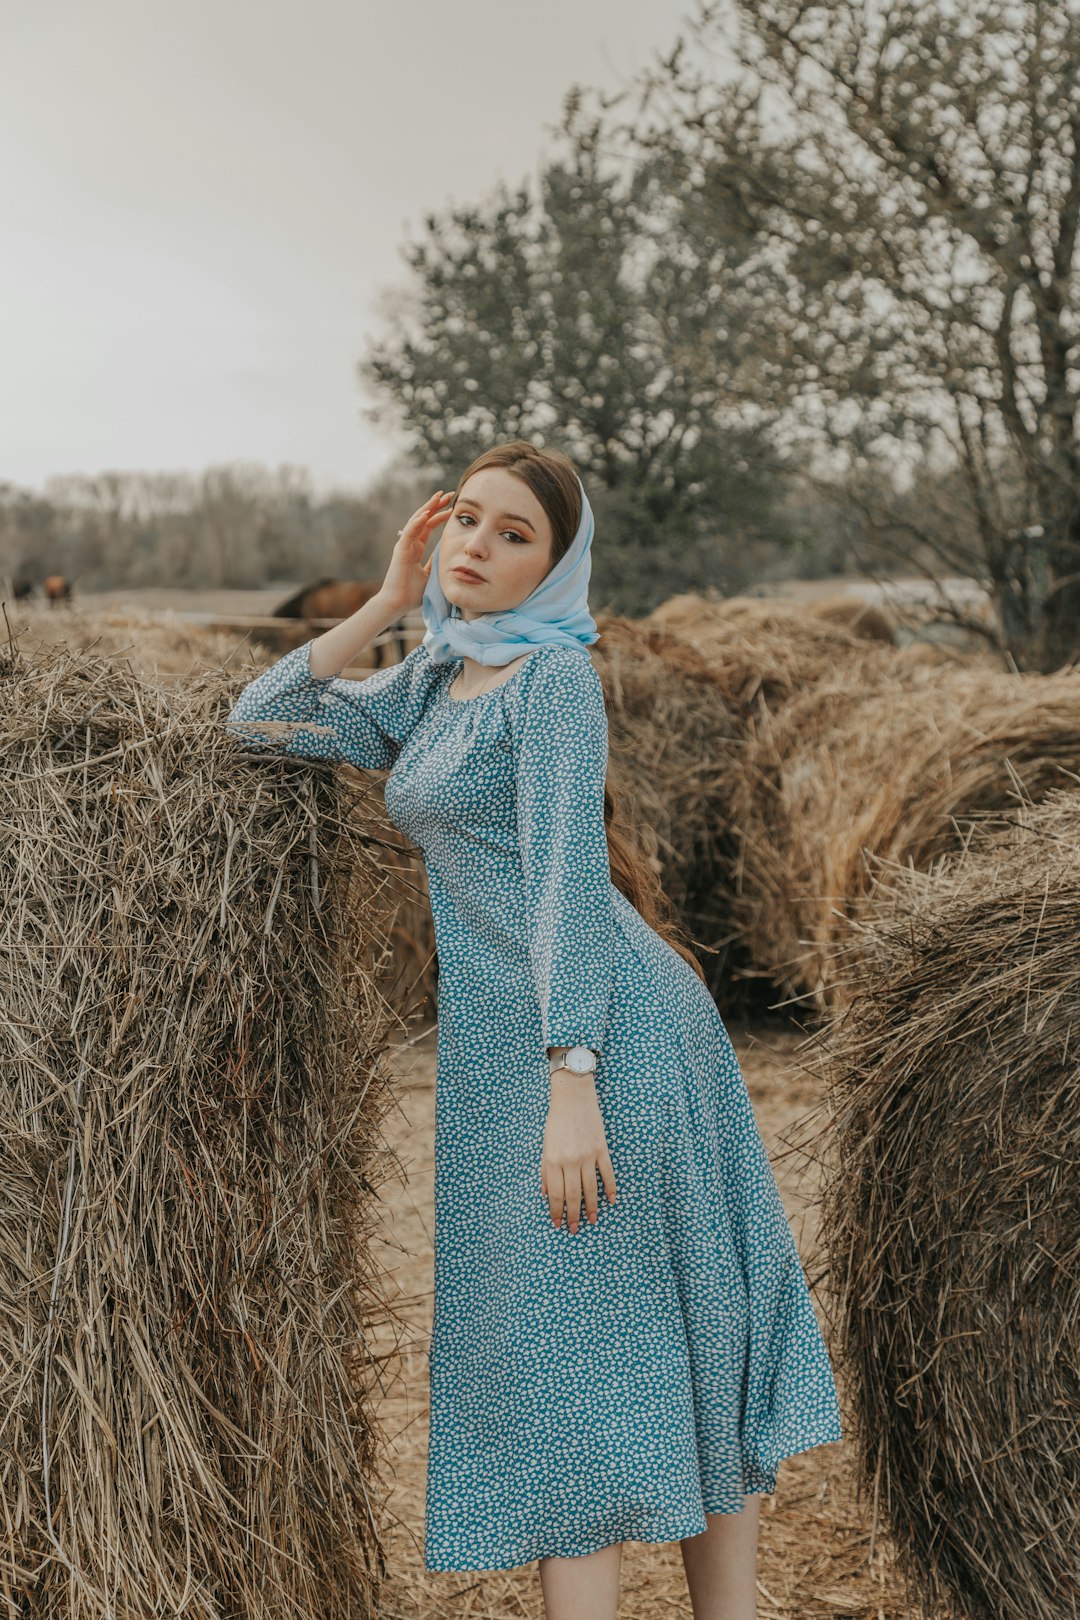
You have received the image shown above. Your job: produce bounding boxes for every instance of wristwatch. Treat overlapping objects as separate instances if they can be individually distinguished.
[548,1044,598,1077]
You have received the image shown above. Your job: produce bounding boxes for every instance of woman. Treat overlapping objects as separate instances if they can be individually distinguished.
[227,441,842,1620]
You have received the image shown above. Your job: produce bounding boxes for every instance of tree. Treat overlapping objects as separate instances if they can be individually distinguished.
[599,0,1080,668]
[357,109,799,613]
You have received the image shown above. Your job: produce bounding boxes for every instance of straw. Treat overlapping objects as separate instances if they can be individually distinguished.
[0,629,416,1618]
[812,789,1080,1620]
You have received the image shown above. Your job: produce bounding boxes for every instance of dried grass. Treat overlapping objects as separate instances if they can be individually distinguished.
[647,593,891,715]
[590,616,759,1005]
[7,604,441,1024]
[813,789,1080,1620]
[804,595,897,644]
[0,630,417,1618]
[4,604,274,683]
[650,595,1080,1011]
[729,656,1080,1009]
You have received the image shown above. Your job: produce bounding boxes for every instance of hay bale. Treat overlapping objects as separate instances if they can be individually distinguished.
[2,604,273,684]
[729,656,1080,1009]
[8,604,439,1014]
[817,790,1080,1620]
[590,615,759,1006]
[648,593,889,715]
[0,635,405,1618]
[351,807,436,1024]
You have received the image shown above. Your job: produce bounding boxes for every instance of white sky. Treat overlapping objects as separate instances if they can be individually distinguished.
[1,0,707,494]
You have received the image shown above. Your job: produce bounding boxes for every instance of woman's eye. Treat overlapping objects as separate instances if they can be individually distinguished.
[454,514,526,543]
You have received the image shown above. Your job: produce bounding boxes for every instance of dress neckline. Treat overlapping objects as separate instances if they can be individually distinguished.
[443,648,546,705]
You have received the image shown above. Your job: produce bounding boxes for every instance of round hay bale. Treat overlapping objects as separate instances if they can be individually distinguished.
[0,635,406,1618]
[817,790,1080,1620]
[647,592,890,716]
[729,656,1080,1010]
[2,604,273,683]
[590,614,760,1008]
[349,796,436,1024]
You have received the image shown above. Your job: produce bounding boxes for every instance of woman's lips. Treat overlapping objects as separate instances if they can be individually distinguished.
[452,566,485,582]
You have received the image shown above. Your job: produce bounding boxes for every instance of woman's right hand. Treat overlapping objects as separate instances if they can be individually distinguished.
[380,489,455,613]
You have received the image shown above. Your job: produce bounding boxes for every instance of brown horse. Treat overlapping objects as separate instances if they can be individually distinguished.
[272,579,407,667]
[43,575,72,607]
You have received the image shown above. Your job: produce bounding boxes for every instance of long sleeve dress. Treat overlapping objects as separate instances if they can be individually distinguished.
[227,637,843,1574]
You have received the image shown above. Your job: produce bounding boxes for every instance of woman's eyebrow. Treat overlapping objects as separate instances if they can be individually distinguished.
[455,497,536,534]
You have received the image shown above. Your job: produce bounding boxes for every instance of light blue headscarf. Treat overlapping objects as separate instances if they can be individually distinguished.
[421,474,599,667]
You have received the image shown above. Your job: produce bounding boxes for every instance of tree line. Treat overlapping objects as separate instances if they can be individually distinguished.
[0,464,436,597]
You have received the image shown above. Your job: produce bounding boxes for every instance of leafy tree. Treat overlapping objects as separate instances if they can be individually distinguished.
[605,0,1080,668]
[358,109,799,613]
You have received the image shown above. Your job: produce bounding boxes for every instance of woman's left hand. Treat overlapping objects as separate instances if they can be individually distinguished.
[541,1076,617,1233]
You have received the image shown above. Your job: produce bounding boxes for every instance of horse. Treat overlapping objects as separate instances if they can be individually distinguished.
[43,575,72,607]
[272,579,407,667]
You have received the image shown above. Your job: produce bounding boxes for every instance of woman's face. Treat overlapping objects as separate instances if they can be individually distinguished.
[438,467,555,620]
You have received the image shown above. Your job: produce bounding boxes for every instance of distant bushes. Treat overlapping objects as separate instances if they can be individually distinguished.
[0,461,437,593]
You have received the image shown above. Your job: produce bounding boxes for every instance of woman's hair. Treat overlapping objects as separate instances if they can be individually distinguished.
[454,440,707,985]
[454,439,582,566]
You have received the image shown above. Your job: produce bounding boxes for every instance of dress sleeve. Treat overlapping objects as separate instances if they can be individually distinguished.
[226,638,438,770]
[506,647,616,1057]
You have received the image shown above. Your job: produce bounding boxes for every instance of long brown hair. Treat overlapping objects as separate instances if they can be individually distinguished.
[453,440,707,985]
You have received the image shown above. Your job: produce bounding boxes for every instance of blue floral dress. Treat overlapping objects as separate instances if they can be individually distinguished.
[227,637,842,1573]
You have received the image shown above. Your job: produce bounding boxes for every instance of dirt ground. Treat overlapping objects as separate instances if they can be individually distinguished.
[367,1019,918,1620]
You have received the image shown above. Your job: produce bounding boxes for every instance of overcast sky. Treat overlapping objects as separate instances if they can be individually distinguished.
[1,0,709,495]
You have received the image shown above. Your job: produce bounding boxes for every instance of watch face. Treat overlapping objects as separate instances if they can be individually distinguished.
[566,1046,595,1072]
